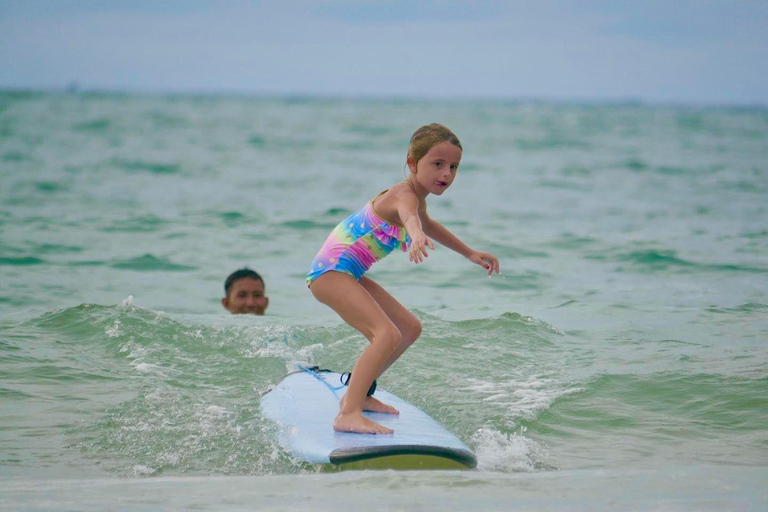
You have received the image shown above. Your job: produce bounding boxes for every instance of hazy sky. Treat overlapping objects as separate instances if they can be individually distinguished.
[1,0,767,104]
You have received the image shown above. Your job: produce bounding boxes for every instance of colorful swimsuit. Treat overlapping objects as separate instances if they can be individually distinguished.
[306,192,411,286]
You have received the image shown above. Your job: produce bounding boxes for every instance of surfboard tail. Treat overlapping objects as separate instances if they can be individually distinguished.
[330,445,477,470]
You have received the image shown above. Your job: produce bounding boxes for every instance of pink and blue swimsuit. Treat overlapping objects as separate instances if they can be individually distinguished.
[306,192,411,286]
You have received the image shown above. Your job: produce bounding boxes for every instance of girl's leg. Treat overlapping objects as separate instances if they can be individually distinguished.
[359,276,422,377]
[310,271,402,434]
[335,276,421,416]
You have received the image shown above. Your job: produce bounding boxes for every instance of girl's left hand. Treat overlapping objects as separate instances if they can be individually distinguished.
[468,251,500,276]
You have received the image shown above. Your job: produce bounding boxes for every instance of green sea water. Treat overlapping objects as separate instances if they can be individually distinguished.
[1,91,767,510]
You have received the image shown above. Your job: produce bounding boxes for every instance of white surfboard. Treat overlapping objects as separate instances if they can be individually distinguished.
[260,366,477,470]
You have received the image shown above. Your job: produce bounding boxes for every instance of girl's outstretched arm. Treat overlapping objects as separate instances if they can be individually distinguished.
[396,191,435,264]
[422,212,501,276]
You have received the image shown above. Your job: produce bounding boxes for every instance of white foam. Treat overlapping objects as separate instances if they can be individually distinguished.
[158,452,180,466]
[472,426,548,472]
[520,315,565,336]
[462,375,578,421]
[105,319,121,338]
[134,362,160,374]
[204,405,228,418]
[131,464,156,476]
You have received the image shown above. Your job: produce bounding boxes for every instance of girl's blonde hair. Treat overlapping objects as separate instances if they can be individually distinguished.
[407,123,462,164]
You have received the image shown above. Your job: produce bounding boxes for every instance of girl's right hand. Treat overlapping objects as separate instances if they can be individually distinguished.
[409,233,435,263]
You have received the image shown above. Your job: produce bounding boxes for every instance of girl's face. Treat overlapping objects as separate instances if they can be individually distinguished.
[409,141,462,196]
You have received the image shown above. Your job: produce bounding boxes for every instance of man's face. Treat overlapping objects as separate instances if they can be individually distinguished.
[222,277,269,315]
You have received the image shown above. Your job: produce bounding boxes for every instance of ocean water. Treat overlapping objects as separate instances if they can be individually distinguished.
[1,91,766,510]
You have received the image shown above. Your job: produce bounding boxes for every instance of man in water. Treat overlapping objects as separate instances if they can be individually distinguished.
[222,268,269,315]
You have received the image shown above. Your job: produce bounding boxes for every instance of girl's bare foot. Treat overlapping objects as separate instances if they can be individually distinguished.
[333,412,393,434]
[339,395,400,415]
[363,395,399,414]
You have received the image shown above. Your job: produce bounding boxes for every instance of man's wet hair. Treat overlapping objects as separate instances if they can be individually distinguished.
[224,268,264,295]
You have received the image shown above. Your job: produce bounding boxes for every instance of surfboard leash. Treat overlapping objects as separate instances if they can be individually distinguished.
[298,365,377,398]
[340,372,377,396]
[298,365,346,398]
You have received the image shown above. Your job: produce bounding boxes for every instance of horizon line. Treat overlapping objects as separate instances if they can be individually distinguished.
[1,85,766,110]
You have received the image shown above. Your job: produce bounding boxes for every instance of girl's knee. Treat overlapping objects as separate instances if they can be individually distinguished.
[400,316,421,346]
[401,317,422,347]
[375,324,402,352]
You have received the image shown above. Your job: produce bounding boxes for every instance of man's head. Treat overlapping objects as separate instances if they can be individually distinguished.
[222,268,269,315]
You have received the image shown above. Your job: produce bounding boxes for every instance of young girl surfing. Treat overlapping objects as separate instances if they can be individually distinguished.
[306,123,500,435]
